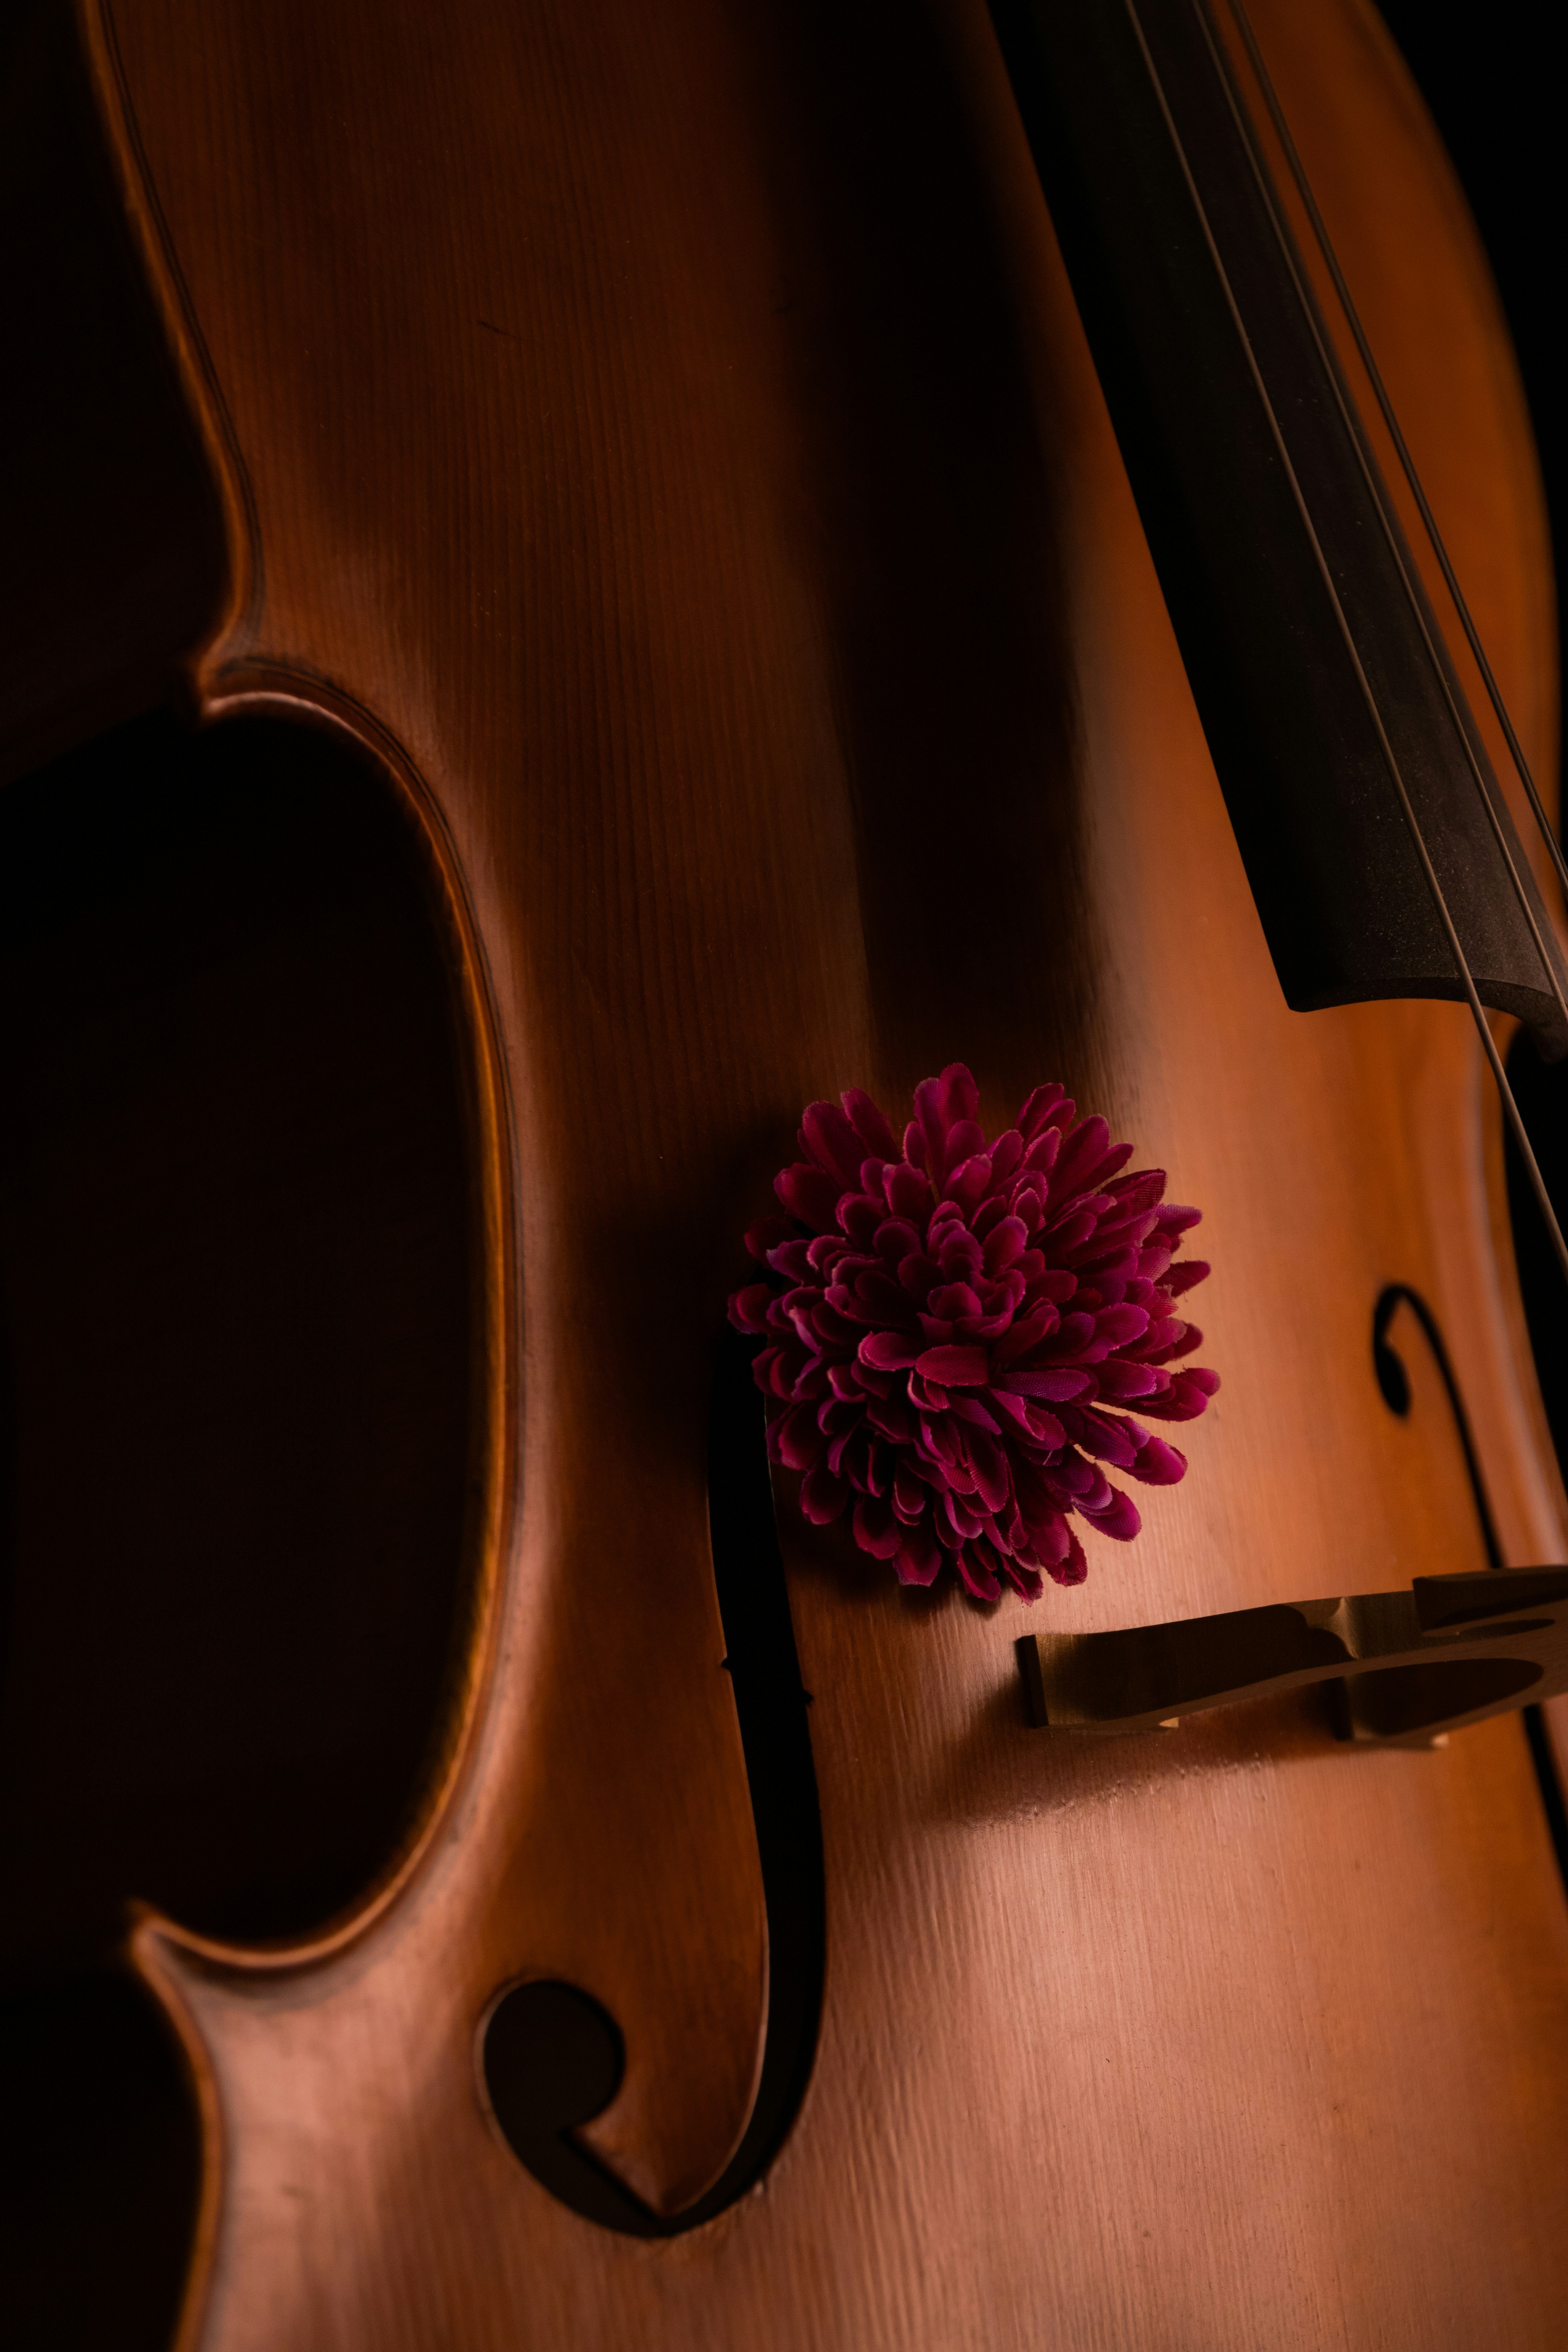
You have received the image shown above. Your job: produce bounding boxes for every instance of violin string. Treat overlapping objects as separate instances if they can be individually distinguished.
[1118,0,1568,1290]
[1189,0,1568,1054]
[1198,0,1568,1292]
[1219,0,1568,909]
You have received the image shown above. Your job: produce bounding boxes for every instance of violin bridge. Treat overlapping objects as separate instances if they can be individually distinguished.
[1015,1567,1568,1748]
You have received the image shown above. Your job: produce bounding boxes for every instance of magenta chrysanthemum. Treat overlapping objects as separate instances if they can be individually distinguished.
[729,1064,1217,1602]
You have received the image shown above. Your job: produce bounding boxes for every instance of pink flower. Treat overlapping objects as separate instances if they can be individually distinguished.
[729,1065,1217,1602]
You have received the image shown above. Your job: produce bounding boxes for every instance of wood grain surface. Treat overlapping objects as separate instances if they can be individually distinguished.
[28,0,1568,2340]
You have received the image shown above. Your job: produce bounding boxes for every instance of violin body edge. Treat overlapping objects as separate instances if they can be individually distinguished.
[8,0,1568,2344]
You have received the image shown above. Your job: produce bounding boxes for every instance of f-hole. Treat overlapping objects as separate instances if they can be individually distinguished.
[481,1323,825,2234]
[1372,1284,1501,1568]
[1373,1281,1568,1885]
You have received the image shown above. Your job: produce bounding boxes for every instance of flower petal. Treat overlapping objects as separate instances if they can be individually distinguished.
[774,1401,822,1471]
[745,1214,796,1261]
[955,1544,1001,1602]
[915,1344,990,1387]
[800,1461,848,1522]
[860,1329,922,1372]
[1129,1435,1187,1485]
[1047,1530,1089,1586]
[894,1523,943,1585]
[1080,1483,1142,1541]
[732,1065,1215,1606]
[996,1366,1093,1401]
[842,1086,900,1161]
[853,1493,904,1559]
[776,1161,845,1233]
[728,1284,773,1334]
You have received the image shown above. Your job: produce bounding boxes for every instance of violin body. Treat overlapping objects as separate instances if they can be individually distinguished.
[6,0,1568,2342]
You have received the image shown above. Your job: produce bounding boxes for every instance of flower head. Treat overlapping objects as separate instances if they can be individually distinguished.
[729,1064,1216,1601]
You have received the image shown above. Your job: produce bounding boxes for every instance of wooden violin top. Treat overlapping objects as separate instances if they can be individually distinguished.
[5,0,1568,2343]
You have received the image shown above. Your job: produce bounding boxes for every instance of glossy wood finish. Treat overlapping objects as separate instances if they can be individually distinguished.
[36,0,1568,2340]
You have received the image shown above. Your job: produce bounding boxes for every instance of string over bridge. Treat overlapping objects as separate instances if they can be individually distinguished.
[1016,1566,1568,1746]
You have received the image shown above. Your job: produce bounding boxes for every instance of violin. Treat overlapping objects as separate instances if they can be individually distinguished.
[3,0,1567,2343]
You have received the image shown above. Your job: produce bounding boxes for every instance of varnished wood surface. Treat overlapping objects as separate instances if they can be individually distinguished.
[31,0,1568,2340]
